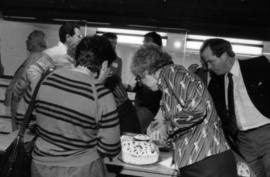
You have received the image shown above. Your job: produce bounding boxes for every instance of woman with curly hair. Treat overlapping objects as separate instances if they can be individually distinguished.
[131,44,237,177]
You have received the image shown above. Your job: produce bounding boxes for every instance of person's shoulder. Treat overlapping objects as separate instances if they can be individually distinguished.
[30,51,43,57]
[240,55,268,62]
[239,55,269,67]
[43,46,56,55]
[34,52,53,64]
[95,82,115,100]
[43,44,64,58]
[161,64,180,72]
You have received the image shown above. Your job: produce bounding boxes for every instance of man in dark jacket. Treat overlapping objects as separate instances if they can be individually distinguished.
[200,38,270,177]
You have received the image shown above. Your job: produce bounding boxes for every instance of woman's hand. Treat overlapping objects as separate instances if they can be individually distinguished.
[147,119,168,144]
[149,129,167,142]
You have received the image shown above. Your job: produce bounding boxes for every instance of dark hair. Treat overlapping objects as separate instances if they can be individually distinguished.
[75,35,116,76]
[26,30,47,52]
[59,22,80,43]
[200,38,235,59]
[102,32,117,40]
[144,32,162,47]
[131,44,173,79]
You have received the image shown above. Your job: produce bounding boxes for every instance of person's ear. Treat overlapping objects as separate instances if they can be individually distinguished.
[65,34,72,43]
[154,69,161,80]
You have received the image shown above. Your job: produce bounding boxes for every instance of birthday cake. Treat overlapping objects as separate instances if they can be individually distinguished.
[120,134,159,165]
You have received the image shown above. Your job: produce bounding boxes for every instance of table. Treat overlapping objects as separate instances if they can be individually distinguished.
[105,150,178,177]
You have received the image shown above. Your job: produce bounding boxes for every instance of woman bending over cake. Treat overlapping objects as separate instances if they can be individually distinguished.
[130,44,238,177]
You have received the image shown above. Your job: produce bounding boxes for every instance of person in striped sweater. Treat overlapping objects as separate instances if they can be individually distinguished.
[17,35,121,177]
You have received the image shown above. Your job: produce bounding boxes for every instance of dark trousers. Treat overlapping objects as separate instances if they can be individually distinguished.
[237,123,270,177]
[180,150,238,177]
[118,99,141,134]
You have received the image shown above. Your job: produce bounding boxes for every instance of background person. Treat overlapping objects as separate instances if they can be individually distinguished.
[128,31,163,133]
[102,32,122,77]
[102,32,141,133]
[4,30,47,130]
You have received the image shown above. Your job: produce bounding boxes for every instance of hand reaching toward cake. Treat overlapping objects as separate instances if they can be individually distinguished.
[147,119,168,145]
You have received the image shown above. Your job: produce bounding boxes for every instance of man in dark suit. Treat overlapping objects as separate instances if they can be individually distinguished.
[200,38,270,177]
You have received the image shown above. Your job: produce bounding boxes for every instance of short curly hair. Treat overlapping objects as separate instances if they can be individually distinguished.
[75,35,116,76]
[131,44,173,79]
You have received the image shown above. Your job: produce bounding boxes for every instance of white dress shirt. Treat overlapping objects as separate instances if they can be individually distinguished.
[225,59,270,130]
[44,41,68,66]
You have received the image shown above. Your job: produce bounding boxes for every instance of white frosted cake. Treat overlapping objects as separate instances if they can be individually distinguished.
[120,134,159,165]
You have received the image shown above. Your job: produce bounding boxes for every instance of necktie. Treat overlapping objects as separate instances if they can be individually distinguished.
[227,73,238,137]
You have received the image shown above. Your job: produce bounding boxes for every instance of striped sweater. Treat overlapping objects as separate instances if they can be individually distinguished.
[16,67,121,166]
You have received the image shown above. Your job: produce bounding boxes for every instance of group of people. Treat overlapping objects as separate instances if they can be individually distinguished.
[3,22,163,177]
[4,23,120,177]
[131,39,269,177]
[3,21,270,177]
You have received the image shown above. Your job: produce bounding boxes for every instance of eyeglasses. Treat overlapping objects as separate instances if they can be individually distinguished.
[135,76,143,85]
[78,34,83,39]
[135,76,141,81]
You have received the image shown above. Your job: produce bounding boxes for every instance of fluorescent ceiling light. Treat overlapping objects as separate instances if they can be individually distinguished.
[117,35,144,45]
[97,27,167,46]
[186,41,262,55]
[173,41,183,49]
[232,44,263,55]
[117,34,167,46]
[263,52,270,55]
[186,41,202,50]
[188,35,263,45]
[97,27,167,37]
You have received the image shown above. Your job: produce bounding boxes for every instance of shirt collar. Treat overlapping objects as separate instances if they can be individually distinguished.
[157,64,175,89]
[57,41,68,52]
[229,58,240,77]
[72,66,91,74]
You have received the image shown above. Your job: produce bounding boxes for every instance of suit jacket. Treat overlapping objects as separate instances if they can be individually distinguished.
[208,55,270,138]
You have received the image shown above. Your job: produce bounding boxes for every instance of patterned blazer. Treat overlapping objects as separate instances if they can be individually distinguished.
[158,65,230,169]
